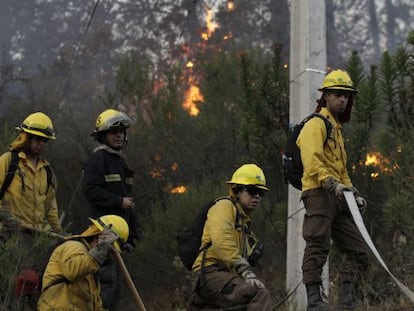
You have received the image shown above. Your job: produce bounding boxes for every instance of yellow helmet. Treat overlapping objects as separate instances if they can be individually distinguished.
[89,215,129,252]
[17,112,56,139]
[226,164,269,191]
[93,109,131,135]
[318,69,358,93]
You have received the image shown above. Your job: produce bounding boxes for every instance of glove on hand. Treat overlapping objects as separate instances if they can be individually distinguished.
[241,269,265,289]
[322,177,351,198]
[97,226,119,246]
[234,258,265,289]
[351,186,361,196]
[355,196,368,213]
[89,243,112,265]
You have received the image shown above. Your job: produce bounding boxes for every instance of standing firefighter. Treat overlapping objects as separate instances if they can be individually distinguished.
[82,109,141,310]
[191,164,273,311]
[297,70,369,310]
[37,214,129,311]
[0,112,63,309]
[0,112,62,236]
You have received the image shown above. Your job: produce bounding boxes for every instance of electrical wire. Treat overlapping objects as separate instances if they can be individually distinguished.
[57,0,100,104]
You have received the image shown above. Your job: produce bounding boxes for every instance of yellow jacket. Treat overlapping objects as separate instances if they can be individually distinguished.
[0,151,62,233]
[37,239,104,311]
[192,197,256,272]
[297,107,352,191]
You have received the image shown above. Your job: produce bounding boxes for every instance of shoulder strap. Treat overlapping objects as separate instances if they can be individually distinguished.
[200,196,236,251]
[308,113,333,145]
[44,165,54,190]
[0,151,19,200]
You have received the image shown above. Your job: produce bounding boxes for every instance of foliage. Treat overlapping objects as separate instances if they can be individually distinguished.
[3,26,414,310]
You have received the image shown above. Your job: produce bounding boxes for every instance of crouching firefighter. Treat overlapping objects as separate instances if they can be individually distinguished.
[191,164,273,311]
[37,215,129,311]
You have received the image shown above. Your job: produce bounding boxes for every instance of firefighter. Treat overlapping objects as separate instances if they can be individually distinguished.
[37,214,129,311]
[82,109,142,310]
[0,112,63,309]
[297,70,369,310]
[0,111,62,236]
[191,164,273,311]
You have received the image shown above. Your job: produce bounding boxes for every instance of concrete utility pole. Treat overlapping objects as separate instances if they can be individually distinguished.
[286,1,327,310]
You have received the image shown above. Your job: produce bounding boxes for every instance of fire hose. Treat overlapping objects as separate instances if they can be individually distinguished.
[344,191,414,303]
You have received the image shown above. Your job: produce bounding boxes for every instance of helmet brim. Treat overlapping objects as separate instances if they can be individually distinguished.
[16,127,56,140]
[318,86,359,93]
[226,181,269,191]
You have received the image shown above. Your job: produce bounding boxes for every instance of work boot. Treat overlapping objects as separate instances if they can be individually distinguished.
[337,281,356,310]
[306,283,329,311]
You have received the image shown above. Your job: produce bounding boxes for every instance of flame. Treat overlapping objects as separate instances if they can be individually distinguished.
[171,185,187,194]
[172,162,179,171]
[364,152,394,179]
[223,32,233,40]
[149,168,164,179]
[183,76,203,116]
[149,155,165,178]
[186,61,194,68]
[227,1,235,11]
[365,152,390,167]
[201,8,218,41]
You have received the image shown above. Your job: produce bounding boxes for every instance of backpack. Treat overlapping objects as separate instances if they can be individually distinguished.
[176,196,235,271]
[0,150,54,199]
[281,113,333,190]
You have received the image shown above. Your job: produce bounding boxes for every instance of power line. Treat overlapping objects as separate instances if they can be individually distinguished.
[57,0,100,105]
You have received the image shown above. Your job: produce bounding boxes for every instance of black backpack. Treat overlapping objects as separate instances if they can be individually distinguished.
[0,150,54,199]
[281,113,333,190]
[176,196,234,271]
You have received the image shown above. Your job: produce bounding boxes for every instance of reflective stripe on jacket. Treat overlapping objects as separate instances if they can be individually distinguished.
[37,239,104,311]
[297,107,352,191]
[82,149,134,217]
[192,197,253,272]
[0,151,62,233]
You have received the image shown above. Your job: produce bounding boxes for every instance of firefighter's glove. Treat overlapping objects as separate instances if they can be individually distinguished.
[89,243,112,265]
[234,258,265,289]
[351,186,361,196]
[356,196,367,214]
[322,177,351,198]
[241,269,265,289]
[97,226,119,246]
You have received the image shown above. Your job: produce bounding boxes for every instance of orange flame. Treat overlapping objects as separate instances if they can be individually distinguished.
[364,152,395,179]
[172,162,179,171]
[201,8,218,40]
[223,32,233,40]
[171,185,187,194]
[183,76,203,116]
[227,1,235,11]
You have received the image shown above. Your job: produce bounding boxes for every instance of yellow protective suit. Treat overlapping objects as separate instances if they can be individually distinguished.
[192,197,256,272]
[0,151,62,233]
[37,238,104,311]
[297,107,353,191]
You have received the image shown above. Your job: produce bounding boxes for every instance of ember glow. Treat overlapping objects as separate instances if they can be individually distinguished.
[183,76,202,116]
[364,152,395,179]
[171,185,187,194]
[201,8,218,41]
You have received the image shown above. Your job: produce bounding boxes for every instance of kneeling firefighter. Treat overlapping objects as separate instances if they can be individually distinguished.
[37,215,129,311]
[191,164,273,311]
